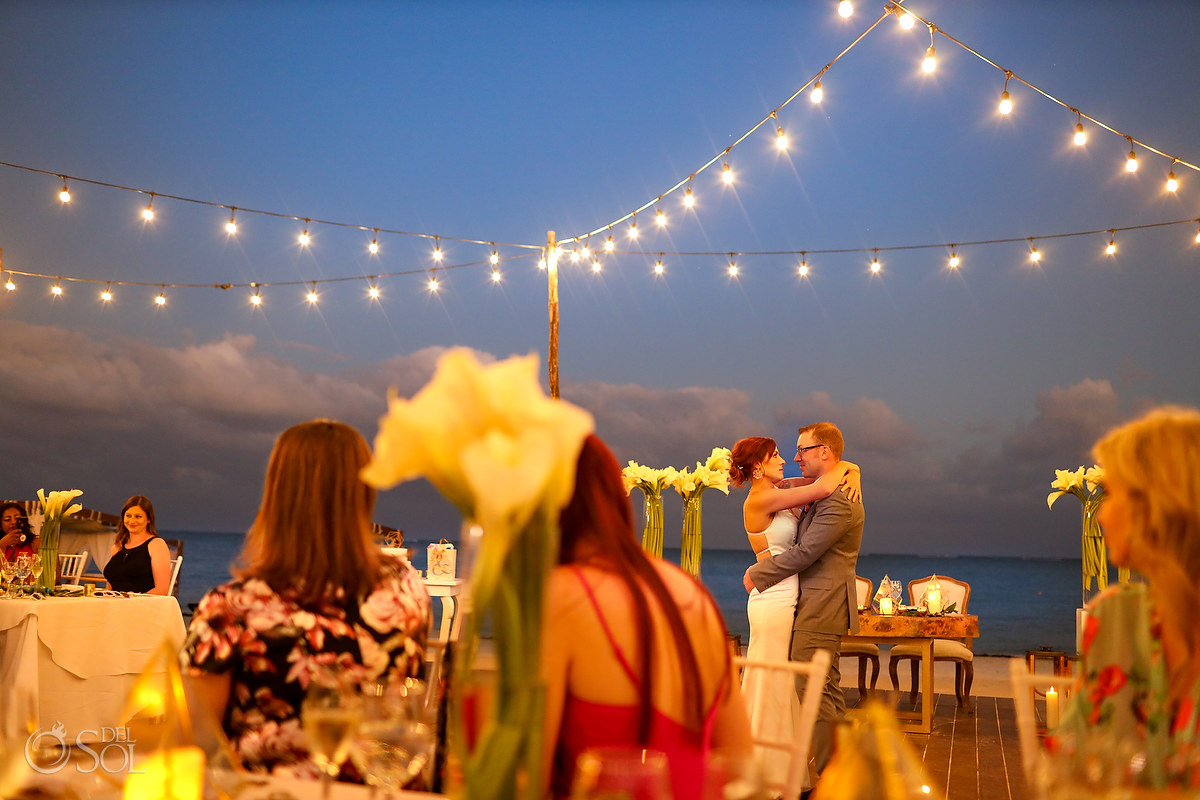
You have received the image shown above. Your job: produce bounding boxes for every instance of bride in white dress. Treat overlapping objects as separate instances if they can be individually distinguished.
[729,436,860,796]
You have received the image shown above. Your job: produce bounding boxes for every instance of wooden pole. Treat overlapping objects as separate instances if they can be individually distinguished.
[546,231,559,399]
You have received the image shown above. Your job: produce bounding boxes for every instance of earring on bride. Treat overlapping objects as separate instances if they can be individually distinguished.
[752,467,763,480]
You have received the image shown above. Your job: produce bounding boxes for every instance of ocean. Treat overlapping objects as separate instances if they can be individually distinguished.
[168,530,1082,656]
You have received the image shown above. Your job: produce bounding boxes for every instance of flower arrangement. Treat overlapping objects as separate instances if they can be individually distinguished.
[1048,465,1126,603]
[620,461,678,558]
[37,488,83,591]
[360,349,593,800]
[670,447,731,577]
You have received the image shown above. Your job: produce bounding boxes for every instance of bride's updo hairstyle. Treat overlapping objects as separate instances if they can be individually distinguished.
[729,437,777,487]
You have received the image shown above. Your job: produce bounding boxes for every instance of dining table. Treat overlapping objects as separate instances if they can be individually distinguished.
[0,591,187,742]
[842,610,980,734]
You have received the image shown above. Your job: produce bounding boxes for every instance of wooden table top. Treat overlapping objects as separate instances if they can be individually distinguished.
[850,610,979,638]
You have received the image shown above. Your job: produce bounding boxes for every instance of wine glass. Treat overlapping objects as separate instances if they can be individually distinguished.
[0,558,14,597]
[572,747,671,800]
[302,674,363,800]
[355,678,436,796]
[13,556,31,593]
[29,558,44,591]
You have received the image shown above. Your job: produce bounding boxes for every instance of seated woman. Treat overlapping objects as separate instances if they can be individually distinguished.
[1053,406,1200,789]
[540,435,753,798]
[103,495,172,594]
[1,502,37,561]
[183,419,431,779]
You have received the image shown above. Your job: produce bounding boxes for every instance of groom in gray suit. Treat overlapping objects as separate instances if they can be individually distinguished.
[743,421,865,781]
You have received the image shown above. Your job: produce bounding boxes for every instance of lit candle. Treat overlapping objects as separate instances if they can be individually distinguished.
[1046,686,1060,729]
[124,747,205,800]
[879,596,894,615]
[926,587,943,615]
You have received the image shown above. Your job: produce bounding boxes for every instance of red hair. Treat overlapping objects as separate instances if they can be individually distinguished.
[729,437,776,487]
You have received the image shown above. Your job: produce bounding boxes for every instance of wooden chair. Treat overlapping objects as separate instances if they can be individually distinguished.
[734,649,831,799]
[888,574,975,710]
[841,575,881,694]
[57,550,89,585]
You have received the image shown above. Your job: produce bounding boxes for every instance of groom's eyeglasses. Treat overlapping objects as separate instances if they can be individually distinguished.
[796,444,826,455]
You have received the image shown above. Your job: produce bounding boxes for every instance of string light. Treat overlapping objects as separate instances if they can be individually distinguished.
[1166,163,1179,192]
[591,258,602,273]
[428,271,440,292]
[298,219,311,247]
[225,208,238,235]
[100,283,113,302]
[369,229,380,254]
[948,248,960,268]
[1104,234,1117,255]
[870,250,881,273]
[654,256,664,275]
[1029,239,1041,262]
[1125,139,1139,173]
[798,253,809,277]
[722,149,734,185]
[142,193,156,221]
[1073,113,1087,146]
[604,233,615,252]
[250,287,262,306]
[810,80,824,104]
[491,268,502,282]
[579,240,590,259]
[922,45,937,74]
[490,246,500,265]
[775,121,789,151]
[837,1,853,18]
[683,186,696,208]
[51,281,63,296]
[628,214,639,239]
[569,249,580,262]
[727,255,738,277]
[155,287,167,306]
[4,275,14,292]
[538,258,547,270]
[368,280,381,299]
[655,204,667,227]
[306,283,319,304]
[897,10,915,29]
[58,177,71,203]
[998,73,1013,115]
[432,236,443,262]
[1194,220,1200,244]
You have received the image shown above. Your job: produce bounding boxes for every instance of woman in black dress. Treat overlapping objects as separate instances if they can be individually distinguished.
[103,495,171,594]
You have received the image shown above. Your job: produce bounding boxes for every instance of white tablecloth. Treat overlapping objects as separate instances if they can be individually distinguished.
[0,594,187,740]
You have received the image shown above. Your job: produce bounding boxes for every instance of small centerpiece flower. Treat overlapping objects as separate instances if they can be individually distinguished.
[620,461,678,558]
[1048,464,1125,602]
[671,447,731,577]
[37,488,83,592]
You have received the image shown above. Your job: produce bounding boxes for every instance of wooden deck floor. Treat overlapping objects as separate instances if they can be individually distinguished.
[841,689,1030,800]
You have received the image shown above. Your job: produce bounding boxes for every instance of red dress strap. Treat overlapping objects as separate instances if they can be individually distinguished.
[569,565,639,686]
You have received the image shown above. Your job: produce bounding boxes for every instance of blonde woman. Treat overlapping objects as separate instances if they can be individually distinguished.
[1052,406,1200,789]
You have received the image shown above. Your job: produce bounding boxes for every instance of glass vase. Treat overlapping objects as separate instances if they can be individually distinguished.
[680,494,703,578]
[1081,503,1107,607]
[37,518,60,592]
[640,493,664,559]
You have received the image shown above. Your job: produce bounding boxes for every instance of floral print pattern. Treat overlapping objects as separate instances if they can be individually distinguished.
[183,555,430,778]
[1051,582,1199,790]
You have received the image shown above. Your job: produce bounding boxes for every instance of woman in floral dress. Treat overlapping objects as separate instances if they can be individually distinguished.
[1052,406,1200,790]
[184,419,431,778]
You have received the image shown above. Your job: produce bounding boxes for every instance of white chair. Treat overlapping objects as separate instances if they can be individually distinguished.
[57,550,89,585]
[734,649,831,800]
[889,574,975,710]
[1009,658,1071,791]
[841,575,881,694]
[167,555,183,596]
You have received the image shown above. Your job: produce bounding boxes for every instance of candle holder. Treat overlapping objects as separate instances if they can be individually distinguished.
[921,575,944,615]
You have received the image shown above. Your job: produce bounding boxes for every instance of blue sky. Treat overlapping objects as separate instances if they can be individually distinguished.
[2,1,1198,558]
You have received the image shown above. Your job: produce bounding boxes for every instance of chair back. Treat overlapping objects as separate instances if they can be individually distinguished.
[907,574,970,614]
[733,649,831,799]
[1009,658,1071,792]
[58,550,89,585]
[167,555,183,596]
[855,575,873,607]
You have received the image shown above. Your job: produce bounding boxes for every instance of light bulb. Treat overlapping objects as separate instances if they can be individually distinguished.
[605,235,615,252]
[369,284,381,298]
[728,260,738,277]
[654,259,664,275]
[1030,247,1041,262]
[100,288,113,302]
[798,261,809,277]
[538,258,547,270]
[52,283,63,296]
[491,269,502,282]
[1073,123,1087,146]
[775,126,788,151]
[838,0,853,18]
[948,253,960,268]
[553,245,563,257]
[1125,149,1138,173]
[628,222,639,239]
[570,250,580,262]
[368,238,379,254]
[433,246,443,261]
[1105,240,1117,255]
[998,91,1012,115]
[155,291,166,306]
[1195,226,1200,244]
[810,81,824,104]
[251,292,262,306]
[4,278,14,291]
[656,208,666,226]
[1166,171,1179,192]
[306,289,319,303]
[58,182,71,203]
[298,229,310,246]
[722,162,734,184]
[579,245,590,259]
[490,249,500,264]
[225,213,238,234]
[870,257,881,273]
[142,200,155,221]
[921,46,937,74]
[591,259,602,273]
[898,11,915,29]
[683,187,695,207]
[428,276,439,291]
